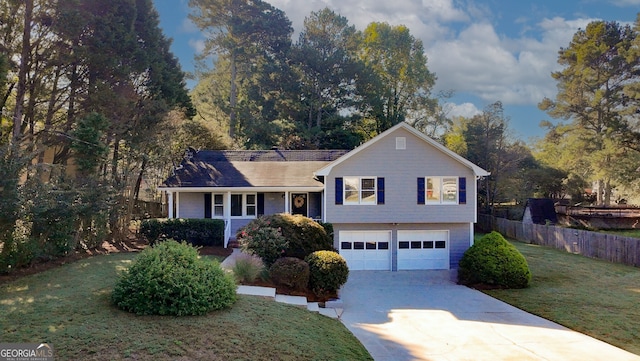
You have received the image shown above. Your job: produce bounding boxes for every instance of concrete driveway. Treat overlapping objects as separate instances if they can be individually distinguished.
[339,270,640,361]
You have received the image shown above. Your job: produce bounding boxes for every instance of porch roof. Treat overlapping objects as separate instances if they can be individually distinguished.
[161,150,348,189]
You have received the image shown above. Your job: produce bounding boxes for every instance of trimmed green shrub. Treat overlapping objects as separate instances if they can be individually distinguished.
[237,217,289,267]
[231,252,265,284]
[458,231,531,289]
[112,240,236,316]
[305,250,349,296]
[139,218,224,246]
[269,257,310,291]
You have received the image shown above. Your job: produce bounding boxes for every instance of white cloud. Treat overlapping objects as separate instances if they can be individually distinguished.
[181,18,200,34]
[189,39,205,54]
[447,102,481,118]
[428,16,600,106]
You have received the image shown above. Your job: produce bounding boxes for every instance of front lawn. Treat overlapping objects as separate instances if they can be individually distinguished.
[0,252,372,360]
[481,238,640,355]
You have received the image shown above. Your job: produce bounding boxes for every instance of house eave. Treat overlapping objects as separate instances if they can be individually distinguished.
[157,186,325,193]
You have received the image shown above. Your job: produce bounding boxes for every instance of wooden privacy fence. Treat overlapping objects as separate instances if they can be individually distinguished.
[477,214,640,268]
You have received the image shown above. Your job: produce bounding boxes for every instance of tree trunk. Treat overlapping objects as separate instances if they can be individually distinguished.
[12,0,33,144]
[133,156,147,202]
[604,178,612,207]
[229,53,237,139]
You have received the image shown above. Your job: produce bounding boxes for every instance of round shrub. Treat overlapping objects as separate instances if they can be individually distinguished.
[458,231,531,289]
[237,217,289,267]
[269,257,310,291]
[112,240,237,316]
[263,214,334,259]
[305,250,349,296]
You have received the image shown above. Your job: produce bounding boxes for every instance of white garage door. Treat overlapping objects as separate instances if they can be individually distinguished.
[397,230,449,270]
[339,231,391,271]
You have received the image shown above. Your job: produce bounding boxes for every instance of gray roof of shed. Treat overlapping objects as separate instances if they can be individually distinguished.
[161,150,349,188]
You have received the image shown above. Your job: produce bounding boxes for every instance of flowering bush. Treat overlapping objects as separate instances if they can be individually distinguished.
[236,217,289,267]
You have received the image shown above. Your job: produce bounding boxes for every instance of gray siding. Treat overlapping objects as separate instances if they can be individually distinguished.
[178,192,205,218]
[263,192,285,216]
[333,222,472,269]
[325,127,477,225]
[231,219,252,238]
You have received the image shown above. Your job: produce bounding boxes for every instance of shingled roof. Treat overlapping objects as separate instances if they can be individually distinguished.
[162,149,349,188]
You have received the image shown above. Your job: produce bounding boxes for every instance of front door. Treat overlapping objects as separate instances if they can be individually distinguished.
[291,193,308,217]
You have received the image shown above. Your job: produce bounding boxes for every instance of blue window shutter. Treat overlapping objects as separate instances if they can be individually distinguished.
[204,193,212,218]
[257,193,265,216]
[417,177,425,204]
[335,177,343,205]
[377,177,385,204]
[459,177,467,204]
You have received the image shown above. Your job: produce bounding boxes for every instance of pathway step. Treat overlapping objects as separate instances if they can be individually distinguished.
[275,294,308,306]
[236,285,276,298]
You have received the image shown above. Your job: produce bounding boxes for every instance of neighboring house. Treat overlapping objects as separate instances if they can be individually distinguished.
[159,122,489,271]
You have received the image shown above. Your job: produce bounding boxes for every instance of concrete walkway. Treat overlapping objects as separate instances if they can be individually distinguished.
[339,270,640,361]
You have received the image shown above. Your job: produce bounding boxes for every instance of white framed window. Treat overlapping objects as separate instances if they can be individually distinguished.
[230,193,257,217]
[344,177,377,205]
[214,194,224,217]
[426,177,458,204]
[246,194,256,216]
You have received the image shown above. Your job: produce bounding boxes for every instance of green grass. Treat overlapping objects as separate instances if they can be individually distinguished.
[0,253,372,360]
[597,229,640,238]
[480,238,640,355]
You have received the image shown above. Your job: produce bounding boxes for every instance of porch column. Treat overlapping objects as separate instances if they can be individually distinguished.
[167,191,174,219]
[175,192,180,218]
[284,191,290,214]
[224,191,231,223]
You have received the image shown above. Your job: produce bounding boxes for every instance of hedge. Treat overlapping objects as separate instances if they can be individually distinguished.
[139,218,225,246]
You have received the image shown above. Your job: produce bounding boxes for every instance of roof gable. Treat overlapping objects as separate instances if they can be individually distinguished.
[314,122,490,177]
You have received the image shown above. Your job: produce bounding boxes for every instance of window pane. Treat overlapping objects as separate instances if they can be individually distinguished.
[344,177,359,191]
[399,241,410,249]
[344,177,359,203]
[345,190,359,203]
[354,242,365,250]
[246,206,256,216]
[214,206,224,217]
[366,242,376,250]
[361,191,376,203]
[246,194,256,204]
[411,241,422,249]
[423,241,434,249]
[341,242,352,250]
[361,178,375,190]
[443,178,457,203]
[231,194,242,216]
[378,242,389,250]
[435,241,446,249]
[214,194,223,205]
[426,178,440,202]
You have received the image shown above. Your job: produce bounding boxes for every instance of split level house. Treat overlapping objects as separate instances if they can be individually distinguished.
[159,122,489,271]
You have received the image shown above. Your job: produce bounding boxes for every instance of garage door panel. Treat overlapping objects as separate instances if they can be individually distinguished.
[339,231,391,271]
[398,230,449,270]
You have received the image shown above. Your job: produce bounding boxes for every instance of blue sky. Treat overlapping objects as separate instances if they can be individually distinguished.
[153,0,640,141]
